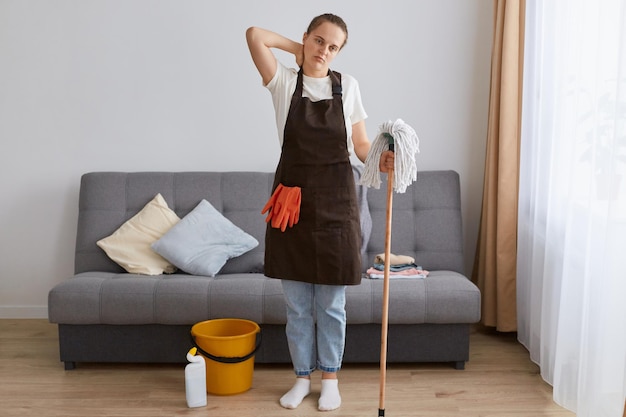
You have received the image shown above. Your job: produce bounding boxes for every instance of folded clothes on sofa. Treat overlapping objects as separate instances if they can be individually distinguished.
[366,267,429,279]
[374,253,415,266]
[372,262,419,272]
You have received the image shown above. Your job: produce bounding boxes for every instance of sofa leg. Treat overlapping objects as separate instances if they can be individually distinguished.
[453,361,465,370]
[64,361,76,370]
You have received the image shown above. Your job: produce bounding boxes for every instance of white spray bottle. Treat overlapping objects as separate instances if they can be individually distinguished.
[185,347,207,408]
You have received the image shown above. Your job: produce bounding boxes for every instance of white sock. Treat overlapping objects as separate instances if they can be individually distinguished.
[318,379,341,411]
[279,378,311,409]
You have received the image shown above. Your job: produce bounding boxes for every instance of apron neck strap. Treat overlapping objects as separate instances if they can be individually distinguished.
[295,68,343,97]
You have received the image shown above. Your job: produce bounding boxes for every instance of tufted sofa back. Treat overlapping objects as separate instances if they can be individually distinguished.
[75,172,273,275]
[74,169,464,276]
[364,170,464,274]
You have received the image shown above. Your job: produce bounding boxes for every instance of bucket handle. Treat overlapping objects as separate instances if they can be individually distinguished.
[190,330,262,364]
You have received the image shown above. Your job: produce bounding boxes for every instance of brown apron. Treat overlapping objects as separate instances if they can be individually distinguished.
[264,69,362,286]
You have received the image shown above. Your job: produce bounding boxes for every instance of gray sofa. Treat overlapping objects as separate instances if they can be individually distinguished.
[48,168,480,370]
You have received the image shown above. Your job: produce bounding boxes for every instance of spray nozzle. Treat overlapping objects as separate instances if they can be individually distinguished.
[186,347,203,363]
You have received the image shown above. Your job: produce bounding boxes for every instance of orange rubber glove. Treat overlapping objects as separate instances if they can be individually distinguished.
[261,184,301,232]
[272,185,301,231]
[288,187,301,227]
[261,183,285,224]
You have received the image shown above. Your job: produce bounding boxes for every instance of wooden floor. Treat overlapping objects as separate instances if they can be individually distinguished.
[0,320,575,417]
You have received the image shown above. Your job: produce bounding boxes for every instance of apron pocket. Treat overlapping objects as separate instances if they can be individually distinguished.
[313,227,344,275]
[311,186,355,228]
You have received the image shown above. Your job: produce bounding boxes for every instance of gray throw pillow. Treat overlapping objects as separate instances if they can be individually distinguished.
[152,199,258,277]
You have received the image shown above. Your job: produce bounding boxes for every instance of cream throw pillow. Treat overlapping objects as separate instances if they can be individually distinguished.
[97,193,180,275]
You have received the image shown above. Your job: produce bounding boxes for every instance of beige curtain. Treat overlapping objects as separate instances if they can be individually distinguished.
[472,0,525,332]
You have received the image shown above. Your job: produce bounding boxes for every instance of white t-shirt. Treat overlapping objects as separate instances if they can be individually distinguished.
[265,61,367,155]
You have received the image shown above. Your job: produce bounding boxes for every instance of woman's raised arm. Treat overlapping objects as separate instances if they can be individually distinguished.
[246,27,303,85]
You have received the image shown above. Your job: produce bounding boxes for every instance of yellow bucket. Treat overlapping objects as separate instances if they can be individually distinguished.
[190,318,261,395]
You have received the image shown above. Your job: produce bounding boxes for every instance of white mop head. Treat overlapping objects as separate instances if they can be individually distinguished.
[360,119,419,193]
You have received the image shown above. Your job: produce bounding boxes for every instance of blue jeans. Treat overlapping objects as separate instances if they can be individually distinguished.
[281,280,347,376]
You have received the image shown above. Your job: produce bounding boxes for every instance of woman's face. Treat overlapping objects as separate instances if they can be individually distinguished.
[302,21,346,77]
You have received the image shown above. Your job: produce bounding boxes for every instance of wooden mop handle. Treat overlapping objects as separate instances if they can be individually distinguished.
[379,134,394,416]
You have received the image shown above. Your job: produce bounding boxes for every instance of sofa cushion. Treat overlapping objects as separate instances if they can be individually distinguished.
[47,271,480,326]
[151,199,259,277]
[345,271,480,324]
[96,193,180,275]
[48,272,287,325]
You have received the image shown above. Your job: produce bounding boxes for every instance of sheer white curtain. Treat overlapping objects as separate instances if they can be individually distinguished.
[518,1,626,416]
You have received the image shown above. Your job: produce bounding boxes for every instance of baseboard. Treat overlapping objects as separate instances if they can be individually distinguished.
[0,305,48,319]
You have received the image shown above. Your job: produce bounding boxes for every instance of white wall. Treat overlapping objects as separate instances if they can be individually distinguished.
[0,0,493,318]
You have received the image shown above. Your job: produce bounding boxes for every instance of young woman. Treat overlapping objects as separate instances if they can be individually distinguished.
[246,14,393,411]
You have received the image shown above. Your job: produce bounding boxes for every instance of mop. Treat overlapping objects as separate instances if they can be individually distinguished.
[361,119,419,417]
